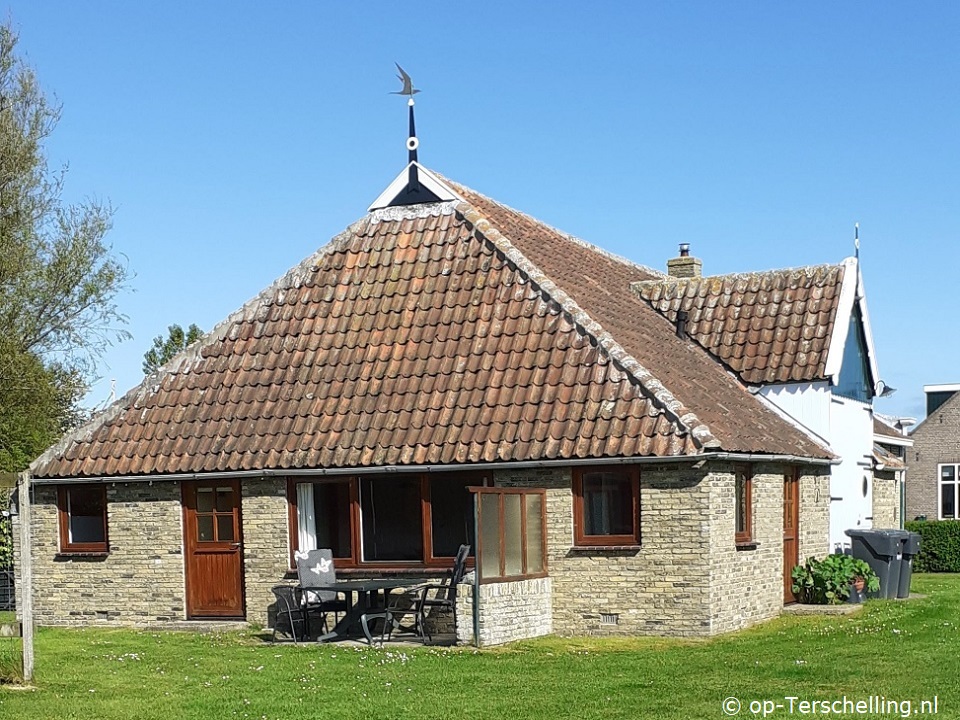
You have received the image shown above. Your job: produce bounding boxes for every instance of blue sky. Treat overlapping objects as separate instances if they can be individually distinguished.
[4,2,958,422]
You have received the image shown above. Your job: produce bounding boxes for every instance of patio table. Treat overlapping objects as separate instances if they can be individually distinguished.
[300,578,430,642]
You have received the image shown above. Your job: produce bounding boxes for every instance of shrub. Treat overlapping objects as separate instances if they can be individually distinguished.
[791,554,880,604]
[904,520,960,573]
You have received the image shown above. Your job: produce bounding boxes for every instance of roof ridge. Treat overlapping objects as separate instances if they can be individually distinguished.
[633,260,847,286]
[454,198,719,451]
[435,173,668,280]
[29,214,373,477]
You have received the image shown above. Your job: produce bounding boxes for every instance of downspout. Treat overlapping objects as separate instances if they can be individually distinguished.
[472,496,481,648]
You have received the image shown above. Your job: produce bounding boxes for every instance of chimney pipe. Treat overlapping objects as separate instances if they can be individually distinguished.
[676,310,689,339]
[667,244,702,278]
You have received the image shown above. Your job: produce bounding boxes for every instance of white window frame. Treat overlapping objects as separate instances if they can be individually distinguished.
[938,463,960,520]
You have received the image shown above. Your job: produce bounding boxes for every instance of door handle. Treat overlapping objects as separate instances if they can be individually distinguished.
[231,543,242,550]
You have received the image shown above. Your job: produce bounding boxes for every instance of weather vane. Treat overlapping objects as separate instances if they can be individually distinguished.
[392,63,421,190]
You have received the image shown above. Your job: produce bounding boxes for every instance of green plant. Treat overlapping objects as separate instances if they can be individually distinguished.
[905,520,960,573]
[791,554,880,604]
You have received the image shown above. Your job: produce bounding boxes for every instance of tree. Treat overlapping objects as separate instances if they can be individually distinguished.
[142,323,203,375]
[0,21,131,477]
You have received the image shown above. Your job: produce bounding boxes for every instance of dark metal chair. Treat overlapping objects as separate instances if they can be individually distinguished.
[296,548,348,637]
[416,543,471,642]
[360,543,471,646]
[271,585,308,644]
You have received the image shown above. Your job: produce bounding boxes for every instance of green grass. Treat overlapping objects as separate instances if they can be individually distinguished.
[1,575,958,719]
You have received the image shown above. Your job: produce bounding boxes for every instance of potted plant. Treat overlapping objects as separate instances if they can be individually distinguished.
[791,554,880,605]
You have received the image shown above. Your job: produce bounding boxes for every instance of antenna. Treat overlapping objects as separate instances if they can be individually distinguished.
[854,223,860,260]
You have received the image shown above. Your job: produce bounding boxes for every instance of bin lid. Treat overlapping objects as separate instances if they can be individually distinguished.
[904,532,922,553]
[845,528,903,555]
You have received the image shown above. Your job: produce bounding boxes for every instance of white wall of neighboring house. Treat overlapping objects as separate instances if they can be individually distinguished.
[828,395,875,550]
[760,382,875,551]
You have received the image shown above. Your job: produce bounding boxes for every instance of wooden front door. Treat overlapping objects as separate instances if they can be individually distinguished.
[783,469,800,604]
[183,480,245,618]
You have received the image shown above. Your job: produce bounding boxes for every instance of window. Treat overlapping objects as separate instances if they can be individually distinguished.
[57,484,108,553]
[288,472,487,568]
[939,464,959,520]
[474,487,547,582]
[735,465,753,545]
[573,466,640,546]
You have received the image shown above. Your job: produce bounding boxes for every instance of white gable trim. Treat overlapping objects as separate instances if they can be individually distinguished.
[367,163,462,211]
[823,257,880,390]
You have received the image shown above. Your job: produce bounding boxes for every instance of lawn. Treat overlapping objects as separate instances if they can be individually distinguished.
[1,575,957,720]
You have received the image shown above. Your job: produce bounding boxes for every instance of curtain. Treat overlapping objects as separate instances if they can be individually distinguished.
[297,483,317,552]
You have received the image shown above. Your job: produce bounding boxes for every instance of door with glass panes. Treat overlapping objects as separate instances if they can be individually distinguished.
[182,480,245,618]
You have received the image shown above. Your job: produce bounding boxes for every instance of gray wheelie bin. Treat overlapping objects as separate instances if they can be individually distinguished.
[897,532,922,599]
[846,529,907,599]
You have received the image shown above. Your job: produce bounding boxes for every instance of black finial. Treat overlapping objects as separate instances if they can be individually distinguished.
[854,223,860,260]
[407,99,419,164]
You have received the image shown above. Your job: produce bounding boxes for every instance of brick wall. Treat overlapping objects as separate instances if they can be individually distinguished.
[872,472,900,528]
[17,482,186,625]
[707,464,782,633]
[496,465,712,637]
[456,576,552,646]
[799,468,831,562]
[906,394,960,521]
[240,477,290,627]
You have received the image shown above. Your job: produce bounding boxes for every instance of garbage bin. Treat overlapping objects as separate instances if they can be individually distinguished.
[846,529,908,599]
[897,532,922,599]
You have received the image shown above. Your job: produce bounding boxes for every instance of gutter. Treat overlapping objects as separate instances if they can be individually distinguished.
[29,450,836,485]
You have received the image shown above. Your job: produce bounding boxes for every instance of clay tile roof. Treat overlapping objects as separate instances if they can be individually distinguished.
[633,264,846,385]
[873,416,904,440]
[32,173,832,480]
[872,443,905,471]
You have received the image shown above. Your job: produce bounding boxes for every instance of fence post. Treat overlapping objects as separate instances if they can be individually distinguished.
[18,471,33,682]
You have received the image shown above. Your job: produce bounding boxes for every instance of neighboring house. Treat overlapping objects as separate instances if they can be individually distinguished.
[906,384,960,521]
[13,162,844,645]
[634,250,897,551]
[872,415,913,528]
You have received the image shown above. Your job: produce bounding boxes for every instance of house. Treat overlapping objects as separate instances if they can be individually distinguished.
[14,161,852,645]
[906,384,960,521]
[634,252,898,550]
[872,415,912,528]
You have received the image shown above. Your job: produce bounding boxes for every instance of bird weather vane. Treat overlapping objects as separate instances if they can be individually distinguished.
[392,63,421,181]
[392,63,420,98]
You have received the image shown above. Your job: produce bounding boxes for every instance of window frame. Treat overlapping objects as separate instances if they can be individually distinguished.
[57,483,109,554]
[287,472,489,570]
[734,464,754,546]
[572,465,641,547]
[472,486,548,584]
[938,463,959,520]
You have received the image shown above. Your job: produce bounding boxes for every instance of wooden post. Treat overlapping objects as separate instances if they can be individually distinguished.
[18,471,33,683]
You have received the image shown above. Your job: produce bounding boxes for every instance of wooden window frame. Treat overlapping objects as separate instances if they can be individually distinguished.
[57,484,109,554]
[735,464,754,546]
[286,472,488,570]
[472,486,548,584]
[572,465,641,547]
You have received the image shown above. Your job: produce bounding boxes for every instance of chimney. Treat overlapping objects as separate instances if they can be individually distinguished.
[667,243,702,278]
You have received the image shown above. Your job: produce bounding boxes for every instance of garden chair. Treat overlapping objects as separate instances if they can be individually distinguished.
[360,543,471,645]
[416,543,471,642]
[295,548,348,637]
[271,585,307,644]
